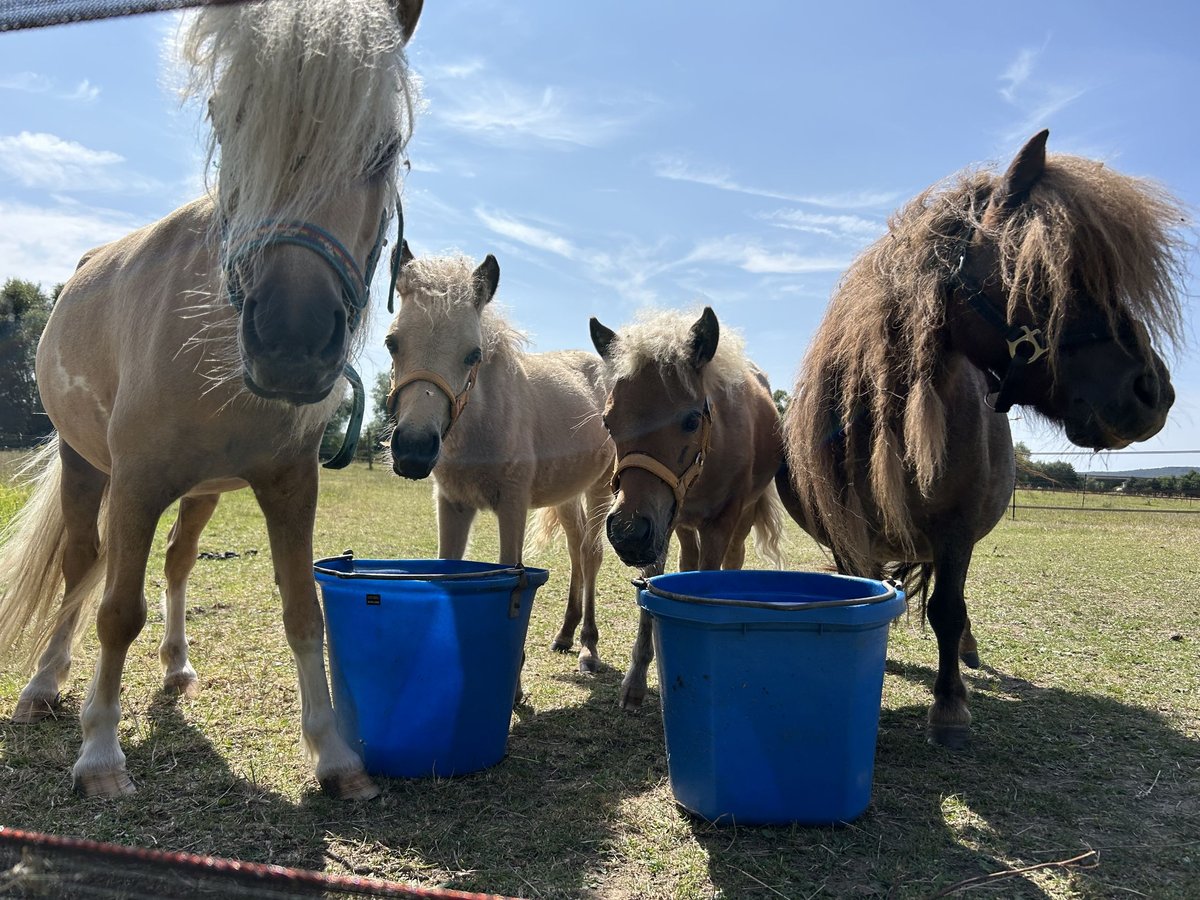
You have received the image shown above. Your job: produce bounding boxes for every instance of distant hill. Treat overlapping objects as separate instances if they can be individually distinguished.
[1083,466,1199,479]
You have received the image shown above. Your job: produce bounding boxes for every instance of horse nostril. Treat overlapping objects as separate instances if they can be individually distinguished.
[630,515,652,543]
[1133,372,1160,408]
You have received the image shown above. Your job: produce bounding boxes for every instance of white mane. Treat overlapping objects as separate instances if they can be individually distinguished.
[607,308,748,397]
[182,0,419,241]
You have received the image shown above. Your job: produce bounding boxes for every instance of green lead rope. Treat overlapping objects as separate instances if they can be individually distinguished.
[320,196,404,469]
[320,363,366,469]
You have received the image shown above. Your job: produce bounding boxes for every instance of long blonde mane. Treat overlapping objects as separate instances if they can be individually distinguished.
[398,255,529,366]
[606,308,748,398]
[786,153,1188,573]
[182,0,418,244]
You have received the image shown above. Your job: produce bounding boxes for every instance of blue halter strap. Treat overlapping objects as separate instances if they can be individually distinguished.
[222,195,403,469]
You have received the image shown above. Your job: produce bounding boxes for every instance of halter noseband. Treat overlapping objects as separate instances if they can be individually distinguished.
[386,360,482,438]
[221,196,405,469]
[610,399,713,528]
[953,241,1110,415]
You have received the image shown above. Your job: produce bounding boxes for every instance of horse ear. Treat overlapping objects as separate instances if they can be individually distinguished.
[992,129,1049,211]
[688,306,719,370]
[472,254,499,309]
[399,239,414,267]
[590,318,618,360]
[390,0,423,45]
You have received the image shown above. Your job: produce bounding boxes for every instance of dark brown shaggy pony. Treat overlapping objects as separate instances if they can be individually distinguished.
[777,130,1186,747]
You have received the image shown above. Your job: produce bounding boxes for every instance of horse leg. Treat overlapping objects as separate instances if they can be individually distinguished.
[619,561,664,711]
[159,494,219,696]
[720,505,757,570]
[14,441,108,723]
[575,483,610,675]
[925,540,973,749]
[959,613,981,669]
[677,527,700,572]
[251,460,375,800]
[550,499,584,655]
[73,470,171,797]
[495,498,530,704]
[436,492,476,560]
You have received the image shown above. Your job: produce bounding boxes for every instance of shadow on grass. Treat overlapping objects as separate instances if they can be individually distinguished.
[312,664,667,898]
[689,658,1199,899]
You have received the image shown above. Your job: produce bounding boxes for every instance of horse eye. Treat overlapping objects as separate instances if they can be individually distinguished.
[682,411,702,433]
[464,348,482,366]
[384,335,398,354]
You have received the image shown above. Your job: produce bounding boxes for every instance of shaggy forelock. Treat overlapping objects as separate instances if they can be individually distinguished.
[183,0,419,241]
[397,254,528,363]
[607,308,747,397]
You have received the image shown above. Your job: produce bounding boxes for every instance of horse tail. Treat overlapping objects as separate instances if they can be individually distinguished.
[885,561,933,622]
[751,482,787,569]
[524,504,565,558]
[0,436,107,670]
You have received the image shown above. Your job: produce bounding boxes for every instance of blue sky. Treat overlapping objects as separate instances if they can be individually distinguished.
[1,1,1197,469]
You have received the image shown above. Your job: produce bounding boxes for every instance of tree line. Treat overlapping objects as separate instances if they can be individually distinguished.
[1015,442,1199,498]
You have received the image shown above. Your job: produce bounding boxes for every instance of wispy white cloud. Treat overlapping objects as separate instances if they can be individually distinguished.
[0,71,52,93]
[686,239,848,275]
[0,131,160,194]
[425,58,485,80]
[761,209,883,242]
[0,71,102,102]
[997,41,1086,142]
[0,132,123,189]
[0,200,142,285]
[475,207,584,260]
[652,155,898,209]
[63,79,101,103]
[999,48,1037,103]
[437,82,639,147]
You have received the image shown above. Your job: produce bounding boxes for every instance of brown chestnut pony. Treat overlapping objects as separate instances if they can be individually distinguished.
[777,130,1186,747]
[591,308,786,709]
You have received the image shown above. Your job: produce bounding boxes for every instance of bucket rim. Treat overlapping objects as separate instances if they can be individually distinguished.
[314,551,545,583]
[635,571,899,612]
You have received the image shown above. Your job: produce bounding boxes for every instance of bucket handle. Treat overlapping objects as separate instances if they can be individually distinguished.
[314,550,529,584]
[508,568,528,619]
[632,577,901,612]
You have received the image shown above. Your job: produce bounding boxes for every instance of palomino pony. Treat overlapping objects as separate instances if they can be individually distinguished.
[0,0,422,799]
[589,307,786,709]
[778,130,1185,747]
[384,247,616,675]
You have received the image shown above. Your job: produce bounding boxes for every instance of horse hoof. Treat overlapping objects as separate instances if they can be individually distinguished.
[74,770,136,798]
[162,671,200,697]
[549,639,572,654]
[927,724,971,750]
[12,696,58,724]
[960,650,981,669]
[319,770,379,801]
[619,684,646,711]
[578,655,600,675]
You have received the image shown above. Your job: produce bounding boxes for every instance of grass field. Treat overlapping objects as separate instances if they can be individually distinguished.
[1,455,1197,898]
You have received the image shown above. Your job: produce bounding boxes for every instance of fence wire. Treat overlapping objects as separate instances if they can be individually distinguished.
[0,827,516,900]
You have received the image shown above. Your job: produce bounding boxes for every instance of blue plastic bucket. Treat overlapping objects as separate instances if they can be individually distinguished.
[638,569,905,825]
[314,553,549,778]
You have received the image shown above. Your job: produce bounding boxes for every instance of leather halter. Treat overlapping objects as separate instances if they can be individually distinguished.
[954,245,1109,415]
[386,360,482,437]
[220,195,405,469]
[611,399,713,523]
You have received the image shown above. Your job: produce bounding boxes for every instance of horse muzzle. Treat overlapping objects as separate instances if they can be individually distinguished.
[606,509,666,569]
[390,426,441,480]
[1062,357,1174,450]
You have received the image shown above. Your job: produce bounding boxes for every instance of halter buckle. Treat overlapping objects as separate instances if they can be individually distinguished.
[1006,325,1049,363]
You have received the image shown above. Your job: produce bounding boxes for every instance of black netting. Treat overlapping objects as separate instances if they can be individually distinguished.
[0,0,247,32]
